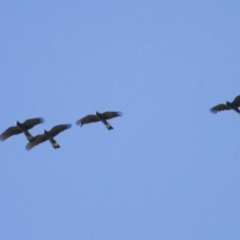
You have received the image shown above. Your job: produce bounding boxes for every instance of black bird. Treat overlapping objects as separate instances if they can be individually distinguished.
[76,111,122,130]
[26,124,71,150]
[0,118,44,142]
[210,95,240,114]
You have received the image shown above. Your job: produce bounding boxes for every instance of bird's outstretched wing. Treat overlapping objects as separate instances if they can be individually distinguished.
[210,104,230,114]
[232,95,240,107]
[102,111,122,119]
[25,134,47,150]
[0,126,22,141]
[76,115,99,126]
[49,124,71,137]
[23,118,44,129]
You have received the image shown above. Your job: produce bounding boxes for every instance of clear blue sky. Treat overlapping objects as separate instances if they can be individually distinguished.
[0,1,240,239]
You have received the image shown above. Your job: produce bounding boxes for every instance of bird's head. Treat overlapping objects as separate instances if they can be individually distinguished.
[15,121,20,126]
[226,101,231,106]
[43,129,48,135]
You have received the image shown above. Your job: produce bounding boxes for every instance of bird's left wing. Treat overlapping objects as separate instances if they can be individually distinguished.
[49,124,71,137]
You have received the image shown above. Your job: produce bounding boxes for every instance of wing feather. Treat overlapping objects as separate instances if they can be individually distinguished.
[25,135,47,150]
[232,95,240,107]
[76,115,99,126]
[0,126,22,141]
[102,111,122,119]
[23,118,44,129]
[210,104,230,114]
[49,124,71,137]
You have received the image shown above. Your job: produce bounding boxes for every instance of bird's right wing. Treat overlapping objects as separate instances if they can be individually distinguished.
[25,134,47,150]
[0,126,22,141]
[210,104,230,114]
[76,115,99,126]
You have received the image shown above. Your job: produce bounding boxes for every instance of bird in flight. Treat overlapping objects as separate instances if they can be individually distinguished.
[0,117,44,142]
[76,111,122,130]
[25,124,71,150]
[210,95,240,114]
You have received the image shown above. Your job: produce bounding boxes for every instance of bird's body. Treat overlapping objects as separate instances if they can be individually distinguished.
[26,124,71,150]
[76,111,122,130]
[0,118,44,142]
[210,95,240,114]
[95,111,114,130]
[43,129,60,149]
[16,121,35,142]
[225,101,240,113]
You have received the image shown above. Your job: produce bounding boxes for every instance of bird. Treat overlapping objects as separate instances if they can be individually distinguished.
[25,124,71,150]
[0,117,44,142]
[210,95,240,114]
[76,111,122,130]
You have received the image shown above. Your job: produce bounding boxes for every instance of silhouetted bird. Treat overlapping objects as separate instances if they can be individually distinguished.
[26,124,71,150]
[210,95,240,114]
[0,118,44,142]
[76,111,122,130]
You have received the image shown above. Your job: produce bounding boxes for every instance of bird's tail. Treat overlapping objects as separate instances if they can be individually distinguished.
[23,130,35,142]
[105,123,113,130]
[50,138,60,149]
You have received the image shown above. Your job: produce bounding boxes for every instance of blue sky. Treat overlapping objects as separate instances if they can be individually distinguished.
[0,1,240,239]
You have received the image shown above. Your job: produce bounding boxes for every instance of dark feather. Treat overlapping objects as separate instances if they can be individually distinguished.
[210,104,230,114]
[25,135,47,150]
[102,111,122,119]
[49,124,72,137]
[76,115,99,126]
[0,126,22,141]
[23,118,44,129]
[232,95,240,107]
